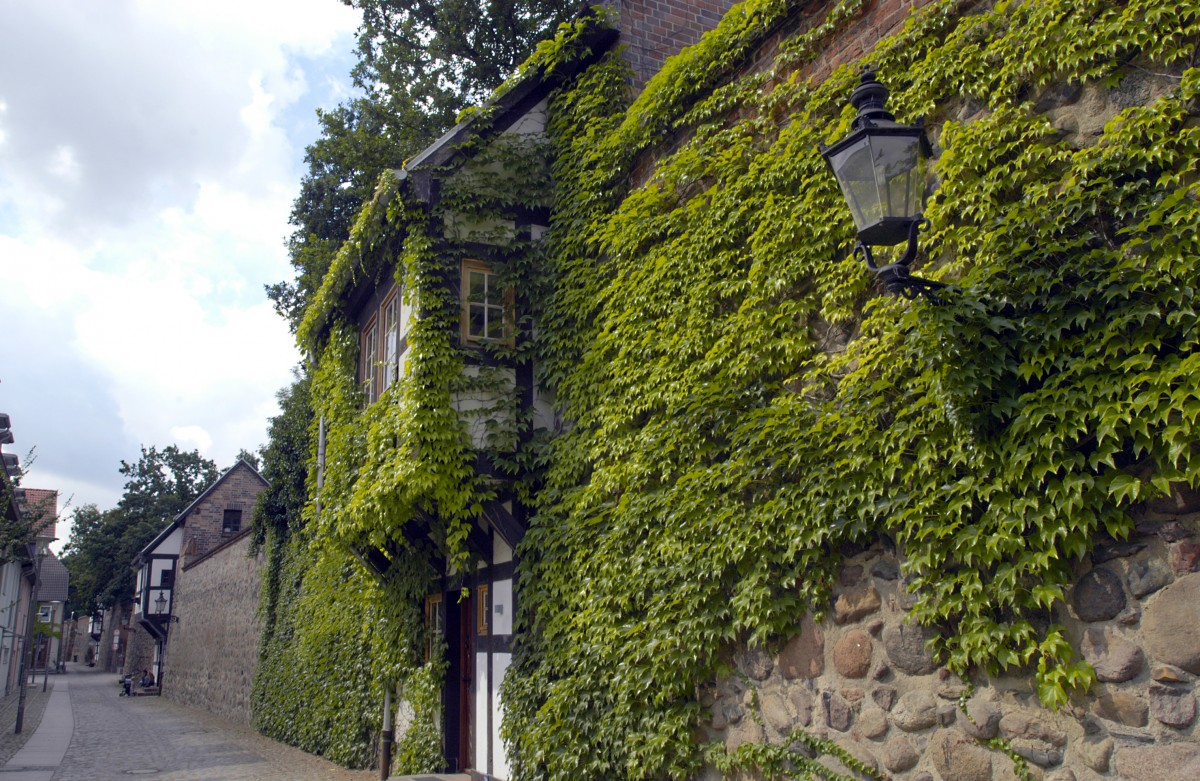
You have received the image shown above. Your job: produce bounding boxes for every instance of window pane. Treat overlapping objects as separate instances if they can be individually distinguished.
[487,304,505,340]
[829,138,880,231]
[871,135,923,220]
[469,304,486,338]
[362,327,377,400]
[469,271,487,303]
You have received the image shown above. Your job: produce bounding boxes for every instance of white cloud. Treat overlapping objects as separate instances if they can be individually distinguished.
[170,426,215,454]
[48,145,81,182]
[0,0,361,546]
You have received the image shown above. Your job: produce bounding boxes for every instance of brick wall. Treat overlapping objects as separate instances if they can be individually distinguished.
[786,0,938,84]
[161,533,264,724]
[600,0,739,86]
[180,463,266,566]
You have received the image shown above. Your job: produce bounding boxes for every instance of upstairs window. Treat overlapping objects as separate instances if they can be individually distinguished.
[381,289,399,392]
[360,283,412,405]
[222,509,242,534]
[462,259,513,345]
[159,568,175,589]
[360,314,378,402]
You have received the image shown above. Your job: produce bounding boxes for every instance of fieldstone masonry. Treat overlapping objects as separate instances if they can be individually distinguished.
[696,488,1200,779]
[123,623,157,681]
[154,461,268,723]
[160,531,265,724]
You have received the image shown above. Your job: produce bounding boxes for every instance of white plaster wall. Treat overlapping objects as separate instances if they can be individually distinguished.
[492,652,512,779]
[492,578,513,636]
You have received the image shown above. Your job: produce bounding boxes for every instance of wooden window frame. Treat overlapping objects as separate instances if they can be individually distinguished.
[222,509,242,534]
[360,314,378,403]
[380,288,399,393]
[460,258,514,346]
[425,593,444,661]
[477,584,490,636]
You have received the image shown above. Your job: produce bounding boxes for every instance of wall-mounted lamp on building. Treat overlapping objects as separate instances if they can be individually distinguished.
[820,67,946,301]
[153,592,179,623]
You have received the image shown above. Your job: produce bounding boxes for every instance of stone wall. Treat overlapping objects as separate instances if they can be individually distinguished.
[160,532,264,724]
[698,491,1200,780]
[122,623,157,680]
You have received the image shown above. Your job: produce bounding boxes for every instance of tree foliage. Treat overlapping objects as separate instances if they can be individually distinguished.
[251,372,315,547]
[63,445,218,612]
[347,0,575,107]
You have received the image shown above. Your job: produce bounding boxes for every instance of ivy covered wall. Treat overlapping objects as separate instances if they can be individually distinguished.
[503,0,1200,778]
[250,0,1200,777]
[252,87,559,770]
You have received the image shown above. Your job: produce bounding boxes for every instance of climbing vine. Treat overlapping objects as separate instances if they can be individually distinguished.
[502,0,1200,778]
[254,0,1200,777]
[254,69,559,770]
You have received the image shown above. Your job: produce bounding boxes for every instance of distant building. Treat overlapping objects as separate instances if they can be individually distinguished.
[130,459,267,709]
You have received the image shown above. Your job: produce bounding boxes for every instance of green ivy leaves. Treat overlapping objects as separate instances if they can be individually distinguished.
[505,0,1200,779]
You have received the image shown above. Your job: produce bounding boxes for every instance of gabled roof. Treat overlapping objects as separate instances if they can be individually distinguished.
[23,488,58,539]
[172,459,268,524]
[136,459,268,562]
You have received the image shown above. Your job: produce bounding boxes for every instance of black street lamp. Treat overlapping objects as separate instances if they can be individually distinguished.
[820,67,945,300]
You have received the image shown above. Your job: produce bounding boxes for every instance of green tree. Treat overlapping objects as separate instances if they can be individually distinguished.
[253,373,315,545]
[235,448,262,471]
[63,446,218,611]
[61,504,113,614]
[347,0,574,109]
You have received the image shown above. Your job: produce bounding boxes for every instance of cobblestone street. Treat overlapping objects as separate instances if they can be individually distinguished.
[0,665,377,781]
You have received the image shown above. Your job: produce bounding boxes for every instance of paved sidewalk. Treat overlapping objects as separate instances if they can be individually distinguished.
[0,665,377,781]
[0,678,54,766]
[1,677,72,780]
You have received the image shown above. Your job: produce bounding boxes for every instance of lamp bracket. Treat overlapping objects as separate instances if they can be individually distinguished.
[854,217,947,302]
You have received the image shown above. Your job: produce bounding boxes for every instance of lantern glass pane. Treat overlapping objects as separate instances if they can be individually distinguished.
[868,134,925,221]
[828,137,881,232]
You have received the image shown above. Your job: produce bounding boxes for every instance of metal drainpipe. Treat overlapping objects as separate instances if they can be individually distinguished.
[379,683,394,780]
[316,415,326,517]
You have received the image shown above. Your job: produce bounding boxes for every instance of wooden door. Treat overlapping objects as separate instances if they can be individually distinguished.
[442,591,474,772]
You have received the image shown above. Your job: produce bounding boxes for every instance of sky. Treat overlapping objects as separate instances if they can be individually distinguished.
[0,0,363,549]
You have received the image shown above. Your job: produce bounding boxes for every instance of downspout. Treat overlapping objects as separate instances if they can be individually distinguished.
[380,683,394,779]
[313,351,326,520]
[316,415,326,518]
